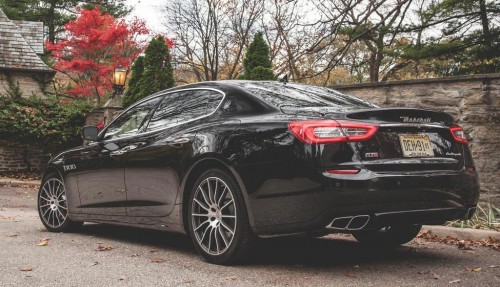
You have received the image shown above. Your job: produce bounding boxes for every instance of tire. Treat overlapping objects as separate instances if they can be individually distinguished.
[352,224,422,247]
[38,172,83,232]
[187,169,254,265]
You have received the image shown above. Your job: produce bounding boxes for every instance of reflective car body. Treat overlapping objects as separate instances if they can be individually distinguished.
[40,81,479,259]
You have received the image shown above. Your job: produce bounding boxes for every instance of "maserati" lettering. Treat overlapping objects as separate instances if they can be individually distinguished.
[400,116,432,123]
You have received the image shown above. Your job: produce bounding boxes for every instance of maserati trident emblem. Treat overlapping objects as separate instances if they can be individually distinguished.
[400,116,432,123]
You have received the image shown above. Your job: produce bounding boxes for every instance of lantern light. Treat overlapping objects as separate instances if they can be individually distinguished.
[112,66,127,87]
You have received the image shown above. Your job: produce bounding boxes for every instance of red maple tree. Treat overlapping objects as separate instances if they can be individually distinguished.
[47,7,149,103]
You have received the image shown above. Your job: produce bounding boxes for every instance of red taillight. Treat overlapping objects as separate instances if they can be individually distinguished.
[450,126,468,144]
[326,169,360,175]
[288,120,379,144]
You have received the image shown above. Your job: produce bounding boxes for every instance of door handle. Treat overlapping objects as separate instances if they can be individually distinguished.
[110,149,126,157]
[109,143,145,157]
[167,137,190,147]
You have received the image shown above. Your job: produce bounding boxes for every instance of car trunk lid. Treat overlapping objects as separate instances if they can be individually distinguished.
[340,108,465,172]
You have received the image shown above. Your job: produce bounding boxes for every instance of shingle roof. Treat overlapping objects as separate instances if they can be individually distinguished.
[13,20,44,55]
[0,9,54,74]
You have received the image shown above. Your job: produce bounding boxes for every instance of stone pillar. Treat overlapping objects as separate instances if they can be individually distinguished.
[102,94,124,125]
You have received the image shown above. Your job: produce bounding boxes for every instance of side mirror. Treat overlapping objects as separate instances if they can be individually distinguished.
[83,126,99,142]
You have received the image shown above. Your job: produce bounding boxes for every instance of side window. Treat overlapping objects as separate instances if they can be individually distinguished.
[146,91,185,131]
[172,90,209,123]
[146,90,222,131]
[102,96,161,140]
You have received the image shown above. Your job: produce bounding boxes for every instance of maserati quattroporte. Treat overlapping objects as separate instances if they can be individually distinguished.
[38,81,479,264]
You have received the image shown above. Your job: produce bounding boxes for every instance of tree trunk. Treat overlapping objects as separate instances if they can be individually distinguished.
[478,0,491,47]
[369,52,382,82]
[47,0,57,44]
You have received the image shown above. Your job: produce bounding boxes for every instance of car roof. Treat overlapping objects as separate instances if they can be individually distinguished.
[135,80,376,112]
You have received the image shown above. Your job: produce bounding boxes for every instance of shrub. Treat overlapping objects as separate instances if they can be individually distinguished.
[0,97,93,154]
[250,66,276,81]
[241,32,275,80]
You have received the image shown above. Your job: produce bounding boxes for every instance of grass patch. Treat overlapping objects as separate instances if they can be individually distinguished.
[447,204,500,231]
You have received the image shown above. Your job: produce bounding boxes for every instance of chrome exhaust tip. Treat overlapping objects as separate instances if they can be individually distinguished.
[328,215,370,231]
[347,215,371,230]
[329,216,352,229]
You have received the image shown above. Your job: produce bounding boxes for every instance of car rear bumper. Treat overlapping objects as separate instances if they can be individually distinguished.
[326,206,476,232]
[247,169,480,236]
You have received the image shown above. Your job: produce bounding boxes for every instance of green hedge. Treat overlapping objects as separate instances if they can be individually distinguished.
[0,97,93,154]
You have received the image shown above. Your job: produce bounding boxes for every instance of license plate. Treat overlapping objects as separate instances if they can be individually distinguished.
[399,134,434,157]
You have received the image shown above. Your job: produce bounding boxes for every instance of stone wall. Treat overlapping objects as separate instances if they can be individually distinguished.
[85,107,123,127]
[0,71,46,97]
[332,73,500,205]
[0,144,46,172]
[85,109,105,126]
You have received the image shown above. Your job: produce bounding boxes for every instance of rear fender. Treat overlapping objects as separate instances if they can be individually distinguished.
[176,155,256,234]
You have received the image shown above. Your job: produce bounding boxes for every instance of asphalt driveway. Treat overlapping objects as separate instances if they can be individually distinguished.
[0,186,499,287]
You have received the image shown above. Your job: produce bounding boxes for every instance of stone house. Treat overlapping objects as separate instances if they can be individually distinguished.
[0,9,55,172]
[0,9,55,98]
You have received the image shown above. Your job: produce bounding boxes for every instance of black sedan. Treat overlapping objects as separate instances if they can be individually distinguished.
[38,81,479,264]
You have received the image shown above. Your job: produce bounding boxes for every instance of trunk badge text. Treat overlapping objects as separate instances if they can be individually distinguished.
[400,116,432,123]
[365,152,379,158]
[63,164,77,171]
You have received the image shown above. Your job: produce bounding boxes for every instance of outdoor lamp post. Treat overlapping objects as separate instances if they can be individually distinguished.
[111,66,127,97]
[102,65,128,125]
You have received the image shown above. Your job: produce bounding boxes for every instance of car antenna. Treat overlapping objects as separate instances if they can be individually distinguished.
[278,74,288,84]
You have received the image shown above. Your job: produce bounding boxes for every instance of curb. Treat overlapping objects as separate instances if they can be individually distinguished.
[422,225,499,241]
[0,177,40,187]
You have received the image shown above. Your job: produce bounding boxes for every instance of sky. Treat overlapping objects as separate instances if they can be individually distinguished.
[125,0,166,34]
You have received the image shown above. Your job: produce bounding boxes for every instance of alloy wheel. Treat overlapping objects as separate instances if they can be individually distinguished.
[39,177,68,229]
[191,177,237,255]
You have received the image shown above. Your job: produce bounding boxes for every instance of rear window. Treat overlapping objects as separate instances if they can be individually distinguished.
[234,82,376,109]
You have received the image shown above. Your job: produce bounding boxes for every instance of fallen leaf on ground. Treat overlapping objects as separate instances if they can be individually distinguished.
[488,265,499,268]
[449,279,461,284]
[458,240,474,250]
[0,216,16,221]
[345,272,356,278]
[417,230,500,251]
[7,233,19,237]
[412,238,427,245]
[19,266,33,272]
[469,267,481,272]
[223,276,237,281]
[0,171,41,181]
[37,238,49,246]
[431,272,440,280]
[419,229,431,236]
[151,258,166,263]
[149,249,158,253]
[90,262,99,266]
[96,244,113,251]
[130,253,140,257]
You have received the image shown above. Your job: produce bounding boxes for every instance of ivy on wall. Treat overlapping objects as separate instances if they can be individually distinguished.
[0,73,23,99]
